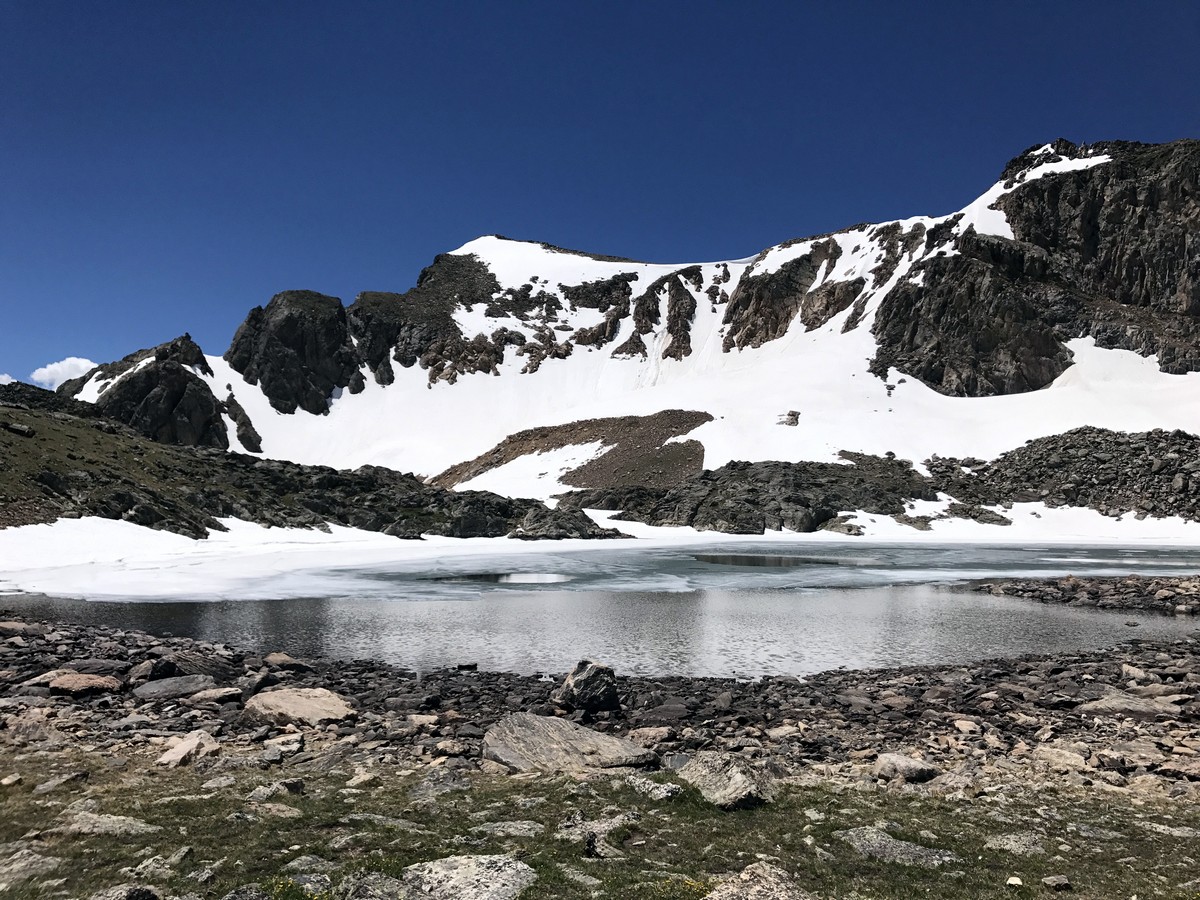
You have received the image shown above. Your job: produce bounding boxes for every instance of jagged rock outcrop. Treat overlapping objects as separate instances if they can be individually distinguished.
[562,453,937,534]
[346,253,503,385]
[871,139,1200,394]
[225,291,365,414]
[58,335,233,449]
[94,360,228,449]
[58,333,212,398]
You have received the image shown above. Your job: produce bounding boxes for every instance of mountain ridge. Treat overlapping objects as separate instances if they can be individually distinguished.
[53,137,1200,511]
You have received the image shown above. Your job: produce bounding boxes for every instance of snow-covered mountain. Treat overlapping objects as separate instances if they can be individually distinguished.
[60,138,1200,503]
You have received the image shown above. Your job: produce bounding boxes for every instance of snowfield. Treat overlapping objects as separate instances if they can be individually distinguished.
[3,505,1200,602]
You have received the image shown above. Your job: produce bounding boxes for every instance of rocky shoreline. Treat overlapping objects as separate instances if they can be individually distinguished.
[975,573,1200,616]
[3,607,1200,898]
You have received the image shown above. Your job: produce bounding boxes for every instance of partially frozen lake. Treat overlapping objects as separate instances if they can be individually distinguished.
[7,542,1198,677]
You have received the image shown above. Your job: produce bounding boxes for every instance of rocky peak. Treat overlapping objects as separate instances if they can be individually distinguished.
[225,290,365,414]
[872,137,1200,395]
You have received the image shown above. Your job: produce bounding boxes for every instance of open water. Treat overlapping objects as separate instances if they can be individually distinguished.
[6,542,1199,677]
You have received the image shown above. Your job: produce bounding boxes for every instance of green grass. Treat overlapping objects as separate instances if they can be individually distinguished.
[3,745,1200,899]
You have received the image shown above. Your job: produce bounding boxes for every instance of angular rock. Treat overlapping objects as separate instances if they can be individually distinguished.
[155,729,221,768]
[132,675,216,701]
[333,872,411,899]
[244,687,354,726]
[550,660,620,713]
[0,847,61,885]
[187,687,244,705]
[678,751,777,809]
[1077,688,1180,719]
[402,853,537,900]
[61,812,163,836]
[481,712,656,773]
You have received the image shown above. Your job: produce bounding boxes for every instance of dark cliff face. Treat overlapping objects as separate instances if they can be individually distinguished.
[346,254,503,385]
[225,290,365,415]
[870,139,1200,395]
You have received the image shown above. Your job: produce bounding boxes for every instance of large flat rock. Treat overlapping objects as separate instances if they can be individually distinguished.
[708,862,816,899]
[244,687,354,726]
[835,826,960,868]
[1077,687,1181,720]
[132,674,215,701]
[482,712,656,773]
[402,853,537,899]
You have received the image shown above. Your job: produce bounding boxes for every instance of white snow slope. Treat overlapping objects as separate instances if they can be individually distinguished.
[68,143,1200,509]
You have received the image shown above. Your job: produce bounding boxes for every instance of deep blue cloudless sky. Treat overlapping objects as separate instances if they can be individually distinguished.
[1,1,1197,382]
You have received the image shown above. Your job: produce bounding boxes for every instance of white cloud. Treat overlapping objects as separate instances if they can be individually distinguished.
[0,373,13,385]
[29,357,97,390]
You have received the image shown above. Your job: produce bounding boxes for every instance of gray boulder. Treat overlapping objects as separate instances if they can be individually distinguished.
[132,675,216,701]
[707,862,816,900]
[678,751,778,810]
[550,660,620,712]
[482,712,656,773]
[873,752,942,783]
[402,854,537,899]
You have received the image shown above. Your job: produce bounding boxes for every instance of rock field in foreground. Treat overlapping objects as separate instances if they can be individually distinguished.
[2,603,1200,898]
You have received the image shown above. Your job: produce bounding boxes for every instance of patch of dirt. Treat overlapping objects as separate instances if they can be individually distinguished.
[431,409,713,491]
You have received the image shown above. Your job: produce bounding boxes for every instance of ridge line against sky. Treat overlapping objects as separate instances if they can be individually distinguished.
[2,1,1198,384]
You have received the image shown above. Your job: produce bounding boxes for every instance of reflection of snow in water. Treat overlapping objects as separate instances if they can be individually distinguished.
[7,538,1200,679]
[431,573,575,584]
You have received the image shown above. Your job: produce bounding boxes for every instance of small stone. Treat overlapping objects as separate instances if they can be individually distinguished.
[263,652,313,671]
[1042,874,1072,891]
[1,773,22,787]
[1006,876,1024,887]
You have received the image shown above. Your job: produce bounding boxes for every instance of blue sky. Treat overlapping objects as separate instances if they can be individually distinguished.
[2,1,1197,386]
